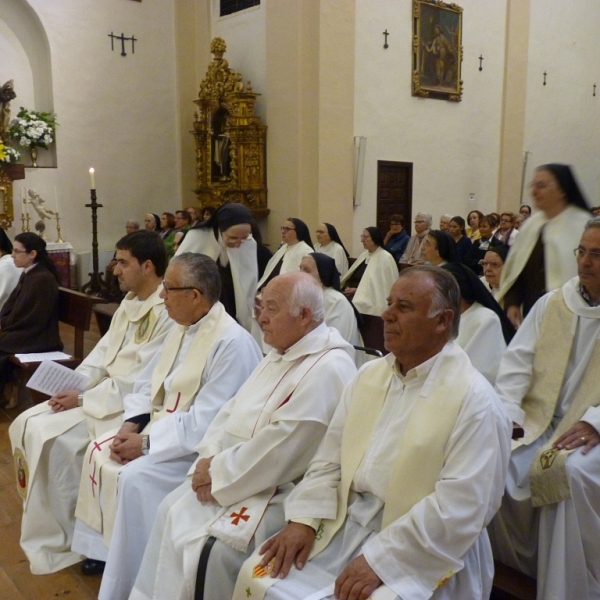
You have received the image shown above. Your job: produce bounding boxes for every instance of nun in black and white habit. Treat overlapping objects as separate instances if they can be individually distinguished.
[176,203,257,332]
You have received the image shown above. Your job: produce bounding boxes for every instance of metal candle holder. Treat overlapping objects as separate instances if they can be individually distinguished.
[55,212,65,243]
[81,189,107,295]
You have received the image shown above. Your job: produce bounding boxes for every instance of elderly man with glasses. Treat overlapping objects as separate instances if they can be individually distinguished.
[399,212,432,265]
[489,217,600,600]
[68,253,262,578]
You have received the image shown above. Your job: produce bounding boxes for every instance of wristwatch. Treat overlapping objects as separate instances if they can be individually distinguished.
[141,435,150,455]
[77,393,84,407]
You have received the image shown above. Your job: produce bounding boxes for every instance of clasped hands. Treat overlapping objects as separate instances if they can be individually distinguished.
[48,389,79,412]
[191,457,216,503]
[258,523,382,600]
[109,422,143,464]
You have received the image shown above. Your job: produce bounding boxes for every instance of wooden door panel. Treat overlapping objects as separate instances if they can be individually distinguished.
[377,161,413,236]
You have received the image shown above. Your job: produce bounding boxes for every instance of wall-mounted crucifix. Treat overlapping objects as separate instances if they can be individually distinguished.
[478,55,484,71]
[543,71,547,86]
[383,30,389,49]
[108,32,137,56]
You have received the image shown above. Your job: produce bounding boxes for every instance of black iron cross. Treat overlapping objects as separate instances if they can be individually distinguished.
[383,30,389,49]
[108,32,137,56]
[478,55,484,71]
[543,71,547,86]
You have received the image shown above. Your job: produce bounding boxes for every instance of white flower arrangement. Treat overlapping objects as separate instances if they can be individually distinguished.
[0,141,21,164]
[9,107,57,150]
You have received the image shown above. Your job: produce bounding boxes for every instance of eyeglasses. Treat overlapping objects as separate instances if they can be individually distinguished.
[280,226,296,233]
[529,181,556,190]
[162,282,202,294]
[12,249,28,254]
[574,248,600,261]
[479,260,503,268]
[414,220,426,224]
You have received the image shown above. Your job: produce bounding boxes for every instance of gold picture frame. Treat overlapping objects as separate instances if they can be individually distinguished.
[412,0,463,102]
[0,169,14,229]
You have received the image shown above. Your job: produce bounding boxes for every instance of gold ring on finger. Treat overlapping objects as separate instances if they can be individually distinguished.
[581,436,586,443]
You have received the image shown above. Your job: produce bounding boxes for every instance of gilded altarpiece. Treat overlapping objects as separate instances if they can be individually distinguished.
[193,38,268,215]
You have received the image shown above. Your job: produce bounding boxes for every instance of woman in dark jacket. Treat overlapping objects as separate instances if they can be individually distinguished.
[0,233,62,405]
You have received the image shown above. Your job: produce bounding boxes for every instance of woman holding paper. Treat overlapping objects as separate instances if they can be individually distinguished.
[0,233,63,407]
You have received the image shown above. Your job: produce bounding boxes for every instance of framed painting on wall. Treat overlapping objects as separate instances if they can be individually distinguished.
[412,0,463,102]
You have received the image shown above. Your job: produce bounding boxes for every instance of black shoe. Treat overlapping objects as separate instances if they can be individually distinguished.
[80,558,105,575]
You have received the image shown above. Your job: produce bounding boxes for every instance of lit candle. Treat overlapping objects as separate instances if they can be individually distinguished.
[89,168,96,190]
[54,187,59,213]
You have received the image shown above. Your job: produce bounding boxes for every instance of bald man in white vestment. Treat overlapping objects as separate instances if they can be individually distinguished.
[489,219,600,600]
[235,266,511,600]
[128,272,357,600]
[71,253,262,581]
[9,231,173,575]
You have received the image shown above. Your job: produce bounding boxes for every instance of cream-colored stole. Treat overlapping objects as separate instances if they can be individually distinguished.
[74,303,234,543]
[103,288,163,367]
[150,303,234,419]
[526,294,600,506]
[8,288,164,508]
[235,347,476,600]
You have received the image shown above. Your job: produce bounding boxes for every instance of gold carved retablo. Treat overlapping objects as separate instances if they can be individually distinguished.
[193,38,268,216]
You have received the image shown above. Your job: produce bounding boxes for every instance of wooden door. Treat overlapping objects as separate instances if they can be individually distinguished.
[376,161,413,236]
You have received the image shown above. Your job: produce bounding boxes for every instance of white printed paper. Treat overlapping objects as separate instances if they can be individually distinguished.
[15,351,72,363]
[26,360,89,396]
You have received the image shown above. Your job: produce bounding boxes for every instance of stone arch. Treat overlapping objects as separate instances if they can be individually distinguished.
[1,0,54,113]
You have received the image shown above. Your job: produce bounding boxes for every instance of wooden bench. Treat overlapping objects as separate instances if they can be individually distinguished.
[491,561,537,600]
[9,287,104,404]
[358,313,388,356]
[92,302,120,337]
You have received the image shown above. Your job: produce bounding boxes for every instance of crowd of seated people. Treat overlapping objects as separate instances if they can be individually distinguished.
[6,163,600,600]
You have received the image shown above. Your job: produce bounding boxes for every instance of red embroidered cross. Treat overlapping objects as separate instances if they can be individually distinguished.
[166,392,181,413]
[89,464,98,498]
[230,506,250,526]
[89,435,116,462]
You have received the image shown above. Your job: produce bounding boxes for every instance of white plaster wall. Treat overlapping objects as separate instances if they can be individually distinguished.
[0,20,35,111]
[523,0,600,207]
[1,0,180,255]
[210,0,267,122]
[352,0,507,255]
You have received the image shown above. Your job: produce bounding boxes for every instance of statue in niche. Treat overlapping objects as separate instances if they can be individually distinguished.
[0,80,16,143]
[28,189,56,240]
[211,107,231,181]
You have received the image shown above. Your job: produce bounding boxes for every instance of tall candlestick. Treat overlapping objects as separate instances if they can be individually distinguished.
[89,168,96,190]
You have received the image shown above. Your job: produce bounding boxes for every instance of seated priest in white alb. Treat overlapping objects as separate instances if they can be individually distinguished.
[71,252,262,578]
[9,231,173,575]
[176,203,257,332]
[127,272,357,600]
[488,218,600,600]
[235,266,511,600]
